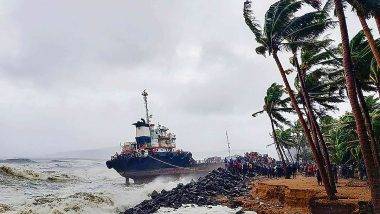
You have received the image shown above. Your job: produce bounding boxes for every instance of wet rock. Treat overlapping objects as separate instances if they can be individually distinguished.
[150,190,159,199]
[124,168,252,214]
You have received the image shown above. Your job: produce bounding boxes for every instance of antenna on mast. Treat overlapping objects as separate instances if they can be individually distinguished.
[142,90,153,146]
[226,130,231,159]
[142,89,150,125]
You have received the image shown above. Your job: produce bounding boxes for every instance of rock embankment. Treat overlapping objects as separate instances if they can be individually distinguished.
[124,168,252,214]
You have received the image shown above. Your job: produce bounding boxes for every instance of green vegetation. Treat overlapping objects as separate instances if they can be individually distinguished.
[244,0,380,210]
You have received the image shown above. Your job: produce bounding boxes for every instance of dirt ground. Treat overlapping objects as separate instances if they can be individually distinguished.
[234,175,371,214]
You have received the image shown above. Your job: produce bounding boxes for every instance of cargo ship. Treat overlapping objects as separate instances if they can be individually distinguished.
[106,90,223,184]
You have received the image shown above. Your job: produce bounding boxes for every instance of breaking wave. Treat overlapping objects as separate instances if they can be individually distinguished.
[0,203,11,213]
[0,159,245,213]
[0,165,75,182]
[19,192,114,214]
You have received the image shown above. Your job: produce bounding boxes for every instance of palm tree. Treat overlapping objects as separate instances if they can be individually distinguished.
[275,128,297,163]
[296,40,345,111]
[290,121,310,163]
[333,0,380,210]
[370,59,380,97]
[323,113,361,166]
[252,83,293,171]
[349,30,380,165]
[292,41,345,192]
[323,96,380,167]
[366,95,380,143]
[353,0,380,34]
[244,0,336,199]
[346,0,380,71]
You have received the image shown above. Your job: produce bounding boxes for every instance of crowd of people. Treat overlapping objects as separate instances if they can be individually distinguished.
[224,152,297,178]
[300,162,367,184]
[224,152,368,183]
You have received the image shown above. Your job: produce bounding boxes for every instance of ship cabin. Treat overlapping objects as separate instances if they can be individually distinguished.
[120,141,136,155]
[129,118,177,156]
[133,119,151,149]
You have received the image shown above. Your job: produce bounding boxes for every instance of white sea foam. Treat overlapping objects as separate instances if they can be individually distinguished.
[0,159,245,213]
[158,205,258,214]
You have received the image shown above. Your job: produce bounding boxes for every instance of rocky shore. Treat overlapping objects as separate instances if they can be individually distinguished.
[124,168,252,214]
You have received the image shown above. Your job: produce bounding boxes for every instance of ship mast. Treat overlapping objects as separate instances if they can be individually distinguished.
[142,89,150,125]
[142,90,152,145]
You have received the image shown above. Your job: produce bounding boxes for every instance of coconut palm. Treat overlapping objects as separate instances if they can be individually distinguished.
[353,0,380,33]
[324,113,361,165]
[292,41,345,192]
[370,59,380,97]
[346,0,380,71]
[332,0,380,210]
[252,83,293,169]
[323,96,380,167]
[275,128,297,163]
[244,0,336,198]
[290,121,311,163]
[349,30,380,165]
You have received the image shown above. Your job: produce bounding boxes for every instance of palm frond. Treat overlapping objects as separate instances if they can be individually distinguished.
[252,110,265,117]
[243,1,263,41]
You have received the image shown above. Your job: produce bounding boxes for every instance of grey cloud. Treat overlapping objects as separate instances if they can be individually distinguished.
[0,0,373,159]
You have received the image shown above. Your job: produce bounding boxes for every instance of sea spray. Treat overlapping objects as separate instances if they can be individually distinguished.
[124,168,252,213]
[0,165,76,182]
[113,176,196,212]
[0,203,11,213]
[0,159,245,214]
[0,165,40,180]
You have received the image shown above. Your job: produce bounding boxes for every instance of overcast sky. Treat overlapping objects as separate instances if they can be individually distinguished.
[0,0,378,159]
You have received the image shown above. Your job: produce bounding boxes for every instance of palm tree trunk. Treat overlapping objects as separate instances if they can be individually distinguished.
[269,114,287,174]
[272,52,336,199]
[293,54,337,193]
[312,117,338,190]
[286,147,294,163]
[334,0,380,211]
[296,146,300,163]
[358,13,380,69]
[375,15,380,34]
[356,81,380,166]
[281,145,290,164]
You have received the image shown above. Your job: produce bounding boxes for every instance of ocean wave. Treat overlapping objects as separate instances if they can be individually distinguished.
[20,192,114,213]
[0,158,36,164]
[69,192,114,206]
[50,160,69,163]
[0,203,11,213]
[0,165,75,182]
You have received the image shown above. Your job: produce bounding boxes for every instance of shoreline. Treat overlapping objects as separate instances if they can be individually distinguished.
[235,176,372,213]
[124,170,373,214]
[124,168,253,213]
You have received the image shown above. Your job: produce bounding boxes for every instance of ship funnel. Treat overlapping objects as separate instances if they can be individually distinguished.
[133,119,151,147]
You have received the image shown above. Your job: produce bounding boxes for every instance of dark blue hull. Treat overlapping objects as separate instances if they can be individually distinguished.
[106,152,223,182]
[106,152,195,173]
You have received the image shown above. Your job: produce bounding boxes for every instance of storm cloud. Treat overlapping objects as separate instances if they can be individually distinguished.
[0,0,376,158]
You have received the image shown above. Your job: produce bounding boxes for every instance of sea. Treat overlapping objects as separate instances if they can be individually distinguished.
[0,159,255,214]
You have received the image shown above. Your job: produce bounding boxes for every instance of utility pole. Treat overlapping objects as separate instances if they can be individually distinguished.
[226,130,231,159]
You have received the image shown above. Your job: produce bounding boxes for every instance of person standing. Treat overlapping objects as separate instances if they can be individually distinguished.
[316,169,322,186]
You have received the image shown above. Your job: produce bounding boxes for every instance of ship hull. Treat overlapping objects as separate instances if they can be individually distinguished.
[119,162,224,184]
[106,152,224,184]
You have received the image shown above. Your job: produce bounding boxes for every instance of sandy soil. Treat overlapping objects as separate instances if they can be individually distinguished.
[233,175,371,214]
